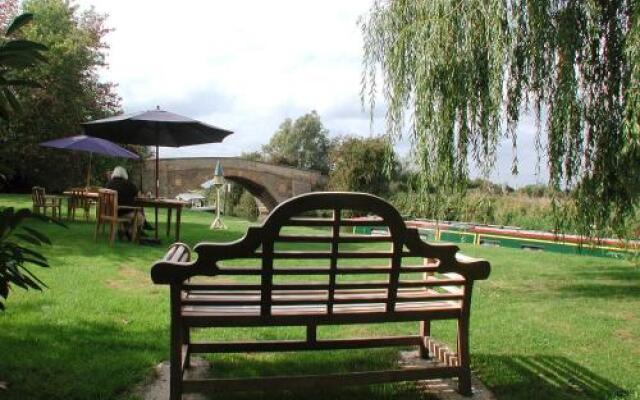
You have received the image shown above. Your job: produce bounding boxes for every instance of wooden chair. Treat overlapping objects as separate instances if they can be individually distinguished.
[31,186,63,219]
[95,189,141,245]
[151,192,491,399]
[67,188,93,221]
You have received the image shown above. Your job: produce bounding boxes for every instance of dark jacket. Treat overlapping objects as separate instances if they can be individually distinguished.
[106,177,138,207]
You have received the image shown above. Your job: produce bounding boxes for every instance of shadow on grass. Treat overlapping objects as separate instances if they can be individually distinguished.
[556,283,640,299]
[474,354,629,400]
[188,348,433,400]
[0,320,165,400]
[555,265,640,299]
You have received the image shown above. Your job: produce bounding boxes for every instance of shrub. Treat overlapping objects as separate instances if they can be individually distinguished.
[234,191,259,222]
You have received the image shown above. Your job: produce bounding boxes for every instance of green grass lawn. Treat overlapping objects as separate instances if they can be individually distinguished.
[0,193,639,400]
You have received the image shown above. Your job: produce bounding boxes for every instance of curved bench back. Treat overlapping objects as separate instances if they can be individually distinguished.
[167,192,469,316]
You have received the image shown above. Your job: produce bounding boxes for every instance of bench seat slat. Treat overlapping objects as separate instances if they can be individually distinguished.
[181,289,463,306]
[182,301,461,316]
[184,278,465,292]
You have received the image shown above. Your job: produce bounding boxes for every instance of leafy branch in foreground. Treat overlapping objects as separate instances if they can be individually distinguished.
[0,207,64,310]
[0,12,47,121]
[361,0,640,239]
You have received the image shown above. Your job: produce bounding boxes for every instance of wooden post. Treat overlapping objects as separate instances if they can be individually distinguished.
[306,324,317,345]
[457,283,473,396]
[419,320,431,358]
[420,263,433,358]
[170,284,183,400]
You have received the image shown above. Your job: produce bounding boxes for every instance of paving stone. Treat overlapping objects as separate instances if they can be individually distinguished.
[137,354,495,400]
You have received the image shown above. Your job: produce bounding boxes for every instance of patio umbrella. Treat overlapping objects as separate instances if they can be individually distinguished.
[81,107,233,198]
[40,134,140,187]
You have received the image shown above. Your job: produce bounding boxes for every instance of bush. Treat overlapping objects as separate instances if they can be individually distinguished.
[328,136,396,196]
[234,191,259,221]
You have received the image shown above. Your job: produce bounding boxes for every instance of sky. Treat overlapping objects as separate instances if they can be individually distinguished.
[77,0,548,187]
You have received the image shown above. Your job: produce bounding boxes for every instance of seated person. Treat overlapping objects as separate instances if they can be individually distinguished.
[105,166,147,240]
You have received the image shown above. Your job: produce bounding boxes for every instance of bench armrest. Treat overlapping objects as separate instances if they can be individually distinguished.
[151,243,195,284]
[455,253,491,280]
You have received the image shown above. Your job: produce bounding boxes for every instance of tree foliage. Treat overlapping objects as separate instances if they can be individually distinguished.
[328,136,396,196]
[0,11,47,122]
[262,111,331,173]
[361,0,640,238]
[0,0,121,191]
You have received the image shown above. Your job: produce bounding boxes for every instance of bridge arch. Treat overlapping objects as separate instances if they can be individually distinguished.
[140,157,326,212]
[224,175,278,211]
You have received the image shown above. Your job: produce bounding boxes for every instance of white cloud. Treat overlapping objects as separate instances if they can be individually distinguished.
[78,0,546,186]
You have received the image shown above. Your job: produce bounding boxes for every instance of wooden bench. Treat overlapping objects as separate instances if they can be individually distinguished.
[151,192,490,400]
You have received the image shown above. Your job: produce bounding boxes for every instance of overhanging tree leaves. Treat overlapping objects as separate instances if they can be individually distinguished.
[0,0,121,191]
[361,0,640,238]
[0,12,47,121]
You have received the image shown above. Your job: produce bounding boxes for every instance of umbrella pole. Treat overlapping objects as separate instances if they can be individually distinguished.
[154,142,159,240]
[86,152,92,188]
[155,144,159,199]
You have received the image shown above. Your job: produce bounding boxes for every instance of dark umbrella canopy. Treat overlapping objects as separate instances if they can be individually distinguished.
[81,108,233,240]
[40,135,140,158]
[40,135,140,187]
[81,109,233,147]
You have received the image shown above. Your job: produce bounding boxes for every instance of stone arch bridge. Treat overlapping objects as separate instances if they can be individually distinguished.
[139,157,326,211]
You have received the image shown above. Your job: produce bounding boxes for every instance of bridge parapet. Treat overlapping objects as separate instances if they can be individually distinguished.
[139,157,326,211]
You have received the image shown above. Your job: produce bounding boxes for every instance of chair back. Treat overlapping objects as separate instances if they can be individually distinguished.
[32,186,46,206]
[97,189,118,219]
[69,188,89,209]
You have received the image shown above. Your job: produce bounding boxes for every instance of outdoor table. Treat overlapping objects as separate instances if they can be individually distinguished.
[63,191,187,242]
[134,197,187,242]
[62,190,99,219]
[62,190,99,199]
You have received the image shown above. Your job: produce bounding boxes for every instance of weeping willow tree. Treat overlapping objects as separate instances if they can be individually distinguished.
[361,0,640,238]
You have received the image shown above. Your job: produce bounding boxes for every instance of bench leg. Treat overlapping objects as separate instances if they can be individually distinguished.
[419,320,431,359]
[457,318,472,396]
[183,325,191,369]
[170,286,183,400]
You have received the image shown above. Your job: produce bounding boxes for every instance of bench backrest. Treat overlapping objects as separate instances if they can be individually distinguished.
[153,192,490,316]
